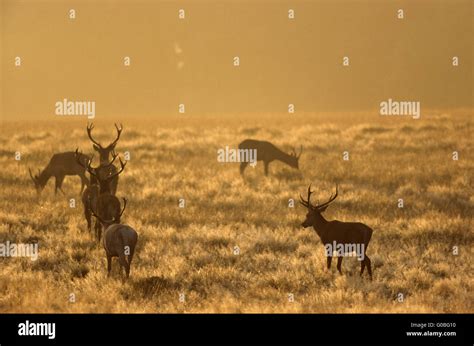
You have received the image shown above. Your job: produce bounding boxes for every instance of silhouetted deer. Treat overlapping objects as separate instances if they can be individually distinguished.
[86,123,122,195]
[29,152,90,195]
[238,139,302,176]
[76,149,127,242]
[76,149,118,235]
[300,184,374,279]
[90,198,137,279]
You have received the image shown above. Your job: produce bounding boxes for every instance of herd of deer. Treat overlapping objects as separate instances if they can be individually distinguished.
[28,124,373,280]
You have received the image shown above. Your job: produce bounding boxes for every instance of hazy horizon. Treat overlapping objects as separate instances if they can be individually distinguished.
[2,0,472,121]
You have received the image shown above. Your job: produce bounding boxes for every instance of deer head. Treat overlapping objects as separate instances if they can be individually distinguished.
[28,168,46,194]
[299,184,338,228]
[75,148,125,193]
[289,145,303,169]
[90,197,127,227]
[87,123,123,165]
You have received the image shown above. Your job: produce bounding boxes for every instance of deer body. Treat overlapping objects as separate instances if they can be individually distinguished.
[238,139,302,176]
[102,224,138,278]
[76,149,127,241]
[29,152,90,195]
[300,185,374,279]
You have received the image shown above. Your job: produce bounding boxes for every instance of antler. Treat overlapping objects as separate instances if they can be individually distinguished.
[119,198,127,217]
[87,123,102,148]
[108,123,123,148]
[75,148,98,178]
[299,183,316,210]
[28,168,37,182]
[290,145,303,158]
[105,157,127,181]
[89,197,114,224]
[315,184,338,210]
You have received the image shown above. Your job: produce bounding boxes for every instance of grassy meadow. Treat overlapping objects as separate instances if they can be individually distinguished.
[0,110,472,313]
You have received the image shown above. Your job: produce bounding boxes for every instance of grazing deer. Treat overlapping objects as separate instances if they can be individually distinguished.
[29,151,90,195]
[76,149,127,242]
[299,184,374,279]
[90,199,138,279]
[238,139,302,176]
[86,123,123,195]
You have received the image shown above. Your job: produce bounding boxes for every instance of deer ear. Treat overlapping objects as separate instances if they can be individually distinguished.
[93,144,100,152]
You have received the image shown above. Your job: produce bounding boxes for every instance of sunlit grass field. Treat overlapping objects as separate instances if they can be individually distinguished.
[0,110,472,312]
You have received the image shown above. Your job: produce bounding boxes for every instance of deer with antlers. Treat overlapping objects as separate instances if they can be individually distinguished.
[86,123,123,195]
[90,198,137,279]
[299,184,374,279]
[76,149,127,242]
[238,139,302,176]
[29,151,90,195]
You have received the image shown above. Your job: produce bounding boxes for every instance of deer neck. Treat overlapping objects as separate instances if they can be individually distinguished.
[312,214,330,242]
[38,168,53,187]
[274,149,296,167]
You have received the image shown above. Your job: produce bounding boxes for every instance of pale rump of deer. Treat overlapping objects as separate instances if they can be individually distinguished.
[29,151,90,195]
[90,199,138,279]
[76,149,127,242]
[238,139,302,176]
[86,123,123,195]
[300,184,374,279]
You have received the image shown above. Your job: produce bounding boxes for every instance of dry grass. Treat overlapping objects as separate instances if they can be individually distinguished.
[0,110,472,313]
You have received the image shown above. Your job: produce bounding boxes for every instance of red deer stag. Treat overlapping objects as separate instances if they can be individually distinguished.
[76,149,127,242]
[75,149,118,234]
[238,139,302,176]
[299,184,374,279]
[86,123,123,195]
[29,152,90,195]
[90,199,137,279]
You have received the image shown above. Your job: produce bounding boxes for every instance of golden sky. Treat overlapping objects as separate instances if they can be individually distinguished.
[1,0,472,120]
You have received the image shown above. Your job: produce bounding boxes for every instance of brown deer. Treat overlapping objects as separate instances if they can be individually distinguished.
[29,152,90,195]
[299,184,374,279]
[76,149,118,234]
[86,123,123,195]
[76,149,127,242]
[238,139,302,176]
[90,199,137,279]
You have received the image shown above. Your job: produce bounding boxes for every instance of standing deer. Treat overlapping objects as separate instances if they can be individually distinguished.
[29,151,90,195]
[90,199,138,279]
[76,149,118,234]
[76,149,127,242]
[86,123,123,195]
[238,139,302,176]
[299,184,374,279]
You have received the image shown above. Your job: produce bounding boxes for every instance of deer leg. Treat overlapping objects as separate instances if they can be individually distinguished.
[326,256,332,270]
[79,173,88,195]
[118,254,129,279]
[95,220,101,243]
[85,206,91,233]
[365,255,373,280]
[264,161,269,176]
[337,257,343,275]
[106,255,112,277]
[360,258,366,276]
[54,175,65,195]
[239,162,248,176]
